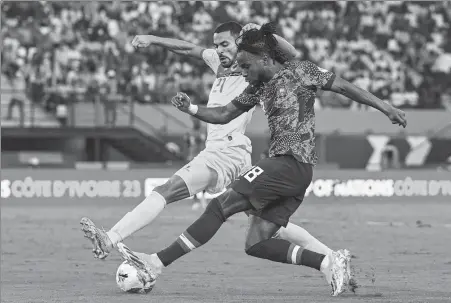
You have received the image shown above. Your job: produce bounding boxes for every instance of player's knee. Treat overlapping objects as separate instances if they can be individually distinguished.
[244,238,256,252]
[153,184,174,203]
[245,217,281,251]
[244,241,261,256]
[154,175,190,204]
[244,230,274,251]
[205,198,226,223]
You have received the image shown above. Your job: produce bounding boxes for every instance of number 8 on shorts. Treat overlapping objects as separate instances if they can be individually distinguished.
[243,166,264,183]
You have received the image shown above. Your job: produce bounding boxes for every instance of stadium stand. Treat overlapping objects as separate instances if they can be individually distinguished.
[2,1,451,109]
[1,72,59,127]
[1,1,450,168]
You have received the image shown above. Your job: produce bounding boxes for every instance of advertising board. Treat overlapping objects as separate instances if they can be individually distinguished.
[1,169,450,202]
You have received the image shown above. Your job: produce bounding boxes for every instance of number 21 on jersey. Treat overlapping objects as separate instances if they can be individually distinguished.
[212,77,227,93]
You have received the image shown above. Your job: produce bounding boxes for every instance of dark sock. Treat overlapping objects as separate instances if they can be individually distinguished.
[245,238,326,271]
[157,198,226,267]
[300,249,327,271]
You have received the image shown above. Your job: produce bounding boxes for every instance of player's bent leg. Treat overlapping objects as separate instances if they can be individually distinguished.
[80,175,189,259]
[245,211,333,255]
[244,217,350,296]
[81,174,202,260]
[117,189,253,281]
[244,216,326,269]
[274,225,356,295]
[273,223,333,256]
[107,175,192,243]
[81,161,217,259]
[156,188,253,266]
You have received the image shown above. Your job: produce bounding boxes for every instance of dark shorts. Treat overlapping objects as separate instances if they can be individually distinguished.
[231,155,313,227]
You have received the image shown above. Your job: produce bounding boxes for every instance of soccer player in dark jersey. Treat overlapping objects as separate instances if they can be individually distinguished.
[116,23,407,296]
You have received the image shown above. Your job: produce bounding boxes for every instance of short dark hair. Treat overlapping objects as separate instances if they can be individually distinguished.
[236,22,288,64]
[214,22,243,37]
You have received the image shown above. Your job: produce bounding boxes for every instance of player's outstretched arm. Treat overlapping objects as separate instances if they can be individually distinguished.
[327,76,407,128]
[171,92,248,124]
[131,35,205,59]
[193,102,246,124]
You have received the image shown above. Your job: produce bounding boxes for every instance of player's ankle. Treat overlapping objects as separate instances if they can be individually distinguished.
[319,254,331,275]
[151,254,164,271]
[106,230,122,247]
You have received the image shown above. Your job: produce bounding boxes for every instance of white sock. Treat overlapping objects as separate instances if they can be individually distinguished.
[275,223,333,256]
[320,254,331,276]
[152,253,164,270]
[108,191,166,245]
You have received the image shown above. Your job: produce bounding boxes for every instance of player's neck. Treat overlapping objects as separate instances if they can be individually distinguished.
[263,62,285,82]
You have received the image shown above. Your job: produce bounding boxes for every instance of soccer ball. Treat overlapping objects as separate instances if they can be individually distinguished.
[116,261,154,293]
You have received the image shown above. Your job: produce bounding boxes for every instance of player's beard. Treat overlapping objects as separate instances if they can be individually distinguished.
[219,56,233,68]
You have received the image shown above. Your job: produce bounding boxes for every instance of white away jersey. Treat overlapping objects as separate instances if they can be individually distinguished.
[202,49,254,150]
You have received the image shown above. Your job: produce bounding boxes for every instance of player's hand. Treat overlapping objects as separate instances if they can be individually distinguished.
[386,106,407,128]
[240,23,261,36]
[171,92,191,113]
[131,35,155,48]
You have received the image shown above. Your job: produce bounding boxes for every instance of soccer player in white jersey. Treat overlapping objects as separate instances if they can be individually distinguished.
[80,22,333,262]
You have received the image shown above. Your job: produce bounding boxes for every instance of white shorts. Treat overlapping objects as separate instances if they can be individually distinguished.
[174,145,252,195]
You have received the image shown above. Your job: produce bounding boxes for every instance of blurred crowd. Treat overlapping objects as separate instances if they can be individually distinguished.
[2,1,451,112]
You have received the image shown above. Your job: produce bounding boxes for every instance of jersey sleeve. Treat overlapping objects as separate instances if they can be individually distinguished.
[202,49,221,75]
[294,61,336,90]
[231,85,260,112]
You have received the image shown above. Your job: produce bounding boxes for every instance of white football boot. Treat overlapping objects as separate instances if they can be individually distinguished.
[116,243,162,289]
[80,217,113,259]
[343,249,359,293]
[324,249,353,296]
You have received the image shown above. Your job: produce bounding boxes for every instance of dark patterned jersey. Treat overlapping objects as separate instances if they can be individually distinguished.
[232,61,335,165]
